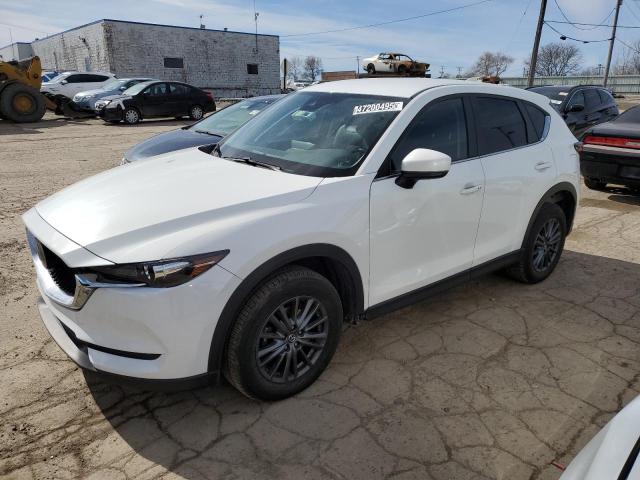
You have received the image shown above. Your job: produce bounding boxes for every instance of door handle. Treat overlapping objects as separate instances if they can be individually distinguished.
[460,184,482,195]
[535,161,552,171]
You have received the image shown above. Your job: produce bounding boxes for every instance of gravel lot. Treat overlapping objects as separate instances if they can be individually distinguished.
[2,113,640,480]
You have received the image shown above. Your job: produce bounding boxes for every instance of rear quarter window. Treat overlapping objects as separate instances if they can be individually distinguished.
[523,103,548,141]
[473,96,528,155]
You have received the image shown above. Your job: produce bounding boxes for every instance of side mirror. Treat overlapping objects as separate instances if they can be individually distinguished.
[119,86,127,91]
[567,103,584,113]
[395,148,451,189]
[60,80,68,85]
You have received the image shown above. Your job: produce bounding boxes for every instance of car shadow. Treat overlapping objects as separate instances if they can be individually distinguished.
[85,250,640,479]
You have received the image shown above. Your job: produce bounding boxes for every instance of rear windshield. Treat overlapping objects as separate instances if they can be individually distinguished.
[615,105,640,123]
[529,87,570,105]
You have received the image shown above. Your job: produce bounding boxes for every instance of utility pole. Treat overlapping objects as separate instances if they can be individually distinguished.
[456,66,463,78]
[356,56,360,77]
[253,0,260,51]
[528,0,547,87]
[604,0,622,88]
[439,65,446,78]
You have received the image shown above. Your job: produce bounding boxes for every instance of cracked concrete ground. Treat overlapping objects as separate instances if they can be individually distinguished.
[2,114,640,480]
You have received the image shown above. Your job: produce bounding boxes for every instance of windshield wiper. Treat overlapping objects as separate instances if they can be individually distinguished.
[225,155,281,171]
[194,129,224,136]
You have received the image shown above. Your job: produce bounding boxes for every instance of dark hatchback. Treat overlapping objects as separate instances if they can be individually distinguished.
[97,80,215,125]
[122,94,284,163]
[529,85,618,139]
[578,105,640,192]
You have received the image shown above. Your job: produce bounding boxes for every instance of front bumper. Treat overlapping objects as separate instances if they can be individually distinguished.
[581,144,640,187]
[99,105,122,121]
[34,262,241,380]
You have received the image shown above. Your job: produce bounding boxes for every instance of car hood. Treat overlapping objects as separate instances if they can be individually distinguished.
[99,94,131,102]
[561,395,640,480]
[34,148,322,263]
[76,88,110,97]
[124,128,223,162]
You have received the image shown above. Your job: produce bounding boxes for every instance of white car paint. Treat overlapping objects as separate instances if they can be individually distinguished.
[561,394,640,479]
[23,78,579,384]
[41,71,116,99]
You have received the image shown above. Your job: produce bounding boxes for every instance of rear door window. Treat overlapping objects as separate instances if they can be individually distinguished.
[598,89,614,104]
[567,90,585,110]
[584,89,601,110]
[473,97,527,155]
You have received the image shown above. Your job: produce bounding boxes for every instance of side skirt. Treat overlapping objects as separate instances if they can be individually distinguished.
[365,250,522,320]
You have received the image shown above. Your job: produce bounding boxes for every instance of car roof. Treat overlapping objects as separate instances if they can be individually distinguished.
[305,78,483,99]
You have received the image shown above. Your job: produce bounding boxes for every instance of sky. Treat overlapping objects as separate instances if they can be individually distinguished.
[1,0,639,77]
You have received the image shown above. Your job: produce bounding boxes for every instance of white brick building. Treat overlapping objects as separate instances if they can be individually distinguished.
[27,19,281,97]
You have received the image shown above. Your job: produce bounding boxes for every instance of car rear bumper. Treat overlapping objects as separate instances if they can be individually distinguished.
[580,144,640,187]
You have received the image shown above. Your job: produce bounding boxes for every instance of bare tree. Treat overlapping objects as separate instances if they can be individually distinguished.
[282,56,304,81]
[303,56,323,81]
[525,43,582,76]
[467,51,514,77]
[614,39,640,74]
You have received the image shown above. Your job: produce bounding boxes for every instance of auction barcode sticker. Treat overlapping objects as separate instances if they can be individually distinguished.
[353,102,403,115]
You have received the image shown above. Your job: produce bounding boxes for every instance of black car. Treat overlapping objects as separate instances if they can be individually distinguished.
[529,85,619,138]
[578,105,640,192]
[97,80,216,125]
[122,94,284,163]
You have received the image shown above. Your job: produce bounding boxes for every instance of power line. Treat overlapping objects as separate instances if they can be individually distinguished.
[504,0,534,52]
[554,0,615,30]
[624,1,640,24]
[618,36,640,53]
[281,0,493,38]
[544,21,612,42]
[545,19,640,29]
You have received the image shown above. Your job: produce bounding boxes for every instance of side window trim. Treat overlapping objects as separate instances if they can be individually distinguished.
[521,101,551,143]
[375,93,472,179]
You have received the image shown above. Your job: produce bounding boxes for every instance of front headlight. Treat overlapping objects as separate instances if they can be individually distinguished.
[84,251,229,288]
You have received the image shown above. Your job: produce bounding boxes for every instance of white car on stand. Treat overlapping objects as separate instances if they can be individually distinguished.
[23,78,579,400]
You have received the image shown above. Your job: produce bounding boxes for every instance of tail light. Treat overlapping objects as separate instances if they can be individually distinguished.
[583,135,640,149]
[205,91,215,101]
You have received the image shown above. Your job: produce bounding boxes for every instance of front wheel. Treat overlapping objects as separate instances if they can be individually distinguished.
[366,64,376,74]
[123,107,140,125]
[224,266,343,400]
[506,203,567,284]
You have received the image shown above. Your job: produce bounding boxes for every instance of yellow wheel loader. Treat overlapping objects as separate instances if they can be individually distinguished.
[0,56,56,123]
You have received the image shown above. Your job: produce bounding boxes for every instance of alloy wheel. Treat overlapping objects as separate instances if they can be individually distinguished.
[256,296,328,383]
[532,218,561,272]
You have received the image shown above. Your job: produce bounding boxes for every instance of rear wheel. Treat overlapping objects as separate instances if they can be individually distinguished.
[0,83,46,123]
[584,177,607,191]
[189,105,204,120]
[224,266,343,400]
[506,203,567,284]
[123,107,140,125]
[367,64,376,74]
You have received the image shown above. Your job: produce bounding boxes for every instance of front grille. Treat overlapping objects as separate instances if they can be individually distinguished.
[38,242,76,296]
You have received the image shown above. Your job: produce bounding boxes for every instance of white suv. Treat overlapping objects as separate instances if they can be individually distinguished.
[23,79,580,400]
[40,71,116,99]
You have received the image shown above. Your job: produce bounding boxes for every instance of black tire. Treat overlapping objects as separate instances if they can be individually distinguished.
[224,266,343,400]
[104,119,120,124]
[0,83,46,123]
[189,105,204,120]
[398,65,408,74]
[506,203,567,284]
[123,107,141,125]
[367,64,376,74]
[584,177,607,191]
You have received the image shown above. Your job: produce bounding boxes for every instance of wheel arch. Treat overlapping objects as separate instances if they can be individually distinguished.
[522,182,577,247]
[208,243,364,373]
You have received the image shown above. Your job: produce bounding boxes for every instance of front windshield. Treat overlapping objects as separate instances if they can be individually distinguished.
[218,91,404,177]
[193,97,280,136]
[123,82,153,96]
[102,79,124,90]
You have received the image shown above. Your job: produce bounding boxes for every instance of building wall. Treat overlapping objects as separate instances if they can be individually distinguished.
[31,22,112,73]
[103,21,280,97]
[0,43,34,61]
[502,75,640,94]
